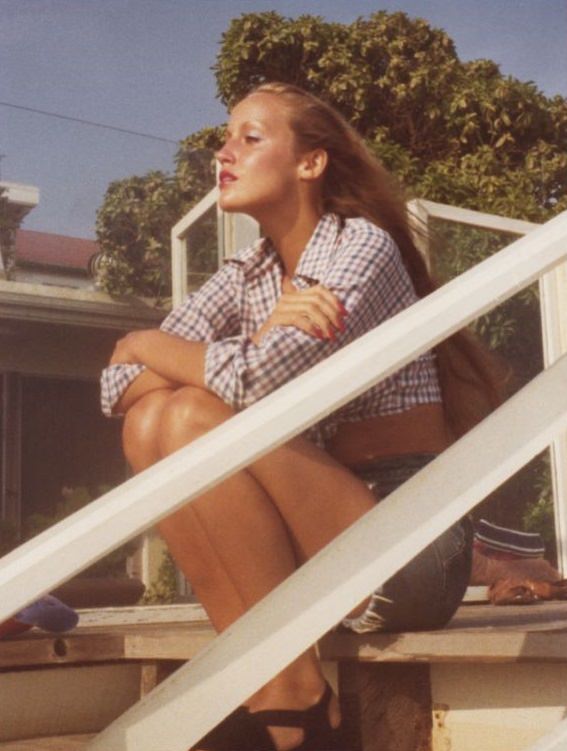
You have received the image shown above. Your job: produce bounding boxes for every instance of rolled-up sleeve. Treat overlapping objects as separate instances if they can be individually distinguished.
[100,263,242,416]
[205,225,410,410]
[100,363,146,417]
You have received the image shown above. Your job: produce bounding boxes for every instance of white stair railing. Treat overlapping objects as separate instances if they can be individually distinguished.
[410,198,567,574]
[86,352,567,751]
[0,210,565,750]
[1,209,566,622]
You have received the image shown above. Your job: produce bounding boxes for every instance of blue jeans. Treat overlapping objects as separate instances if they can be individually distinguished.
[342,454,473,633]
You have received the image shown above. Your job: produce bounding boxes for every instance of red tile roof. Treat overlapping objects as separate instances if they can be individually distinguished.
[15,230,99,272]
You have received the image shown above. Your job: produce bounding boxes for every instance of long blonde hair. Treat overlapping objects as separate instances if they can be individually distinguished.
[251,82,510,437]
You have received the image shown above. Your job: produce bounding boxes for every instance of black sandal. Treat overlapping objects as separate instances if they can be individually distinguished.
[191,682,343,751]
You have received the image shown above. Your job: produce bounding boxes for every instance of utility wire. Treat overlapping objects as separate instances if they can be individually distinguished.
[0,101,179,145]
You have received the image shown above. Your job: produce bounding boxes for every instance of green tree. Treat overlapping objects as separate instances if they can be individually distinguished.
[96,10,567,301]
[95,137,220,299]
[95,9,567,547]
[214,11,567,221]
[95,172,188,299]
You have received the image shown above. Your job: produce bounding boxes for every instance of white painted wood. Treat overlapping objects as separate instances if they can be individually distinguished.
[0,279,161,328]
[431,663,567,751]
[84,353,567,750]
[413,198,539,235]
[171,188,219,306]
[2,211,567,624]
[170,187,219,240]
[0,211,564,749]
[0,664,141,741]
[526,715,567,751]
[76,603,207,627]
[462,586,489,603]
[170,233,187,308]
[539,263,567,574]
[0,180,40,210]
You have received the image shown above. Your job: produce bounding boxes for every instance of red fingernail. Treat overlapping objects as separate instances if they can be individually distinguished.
[339,302,348,315]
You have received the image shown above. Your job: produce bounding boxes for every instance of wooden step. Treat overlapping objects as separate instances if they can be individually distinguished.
[0,735,95,750]
[3,601,567,750]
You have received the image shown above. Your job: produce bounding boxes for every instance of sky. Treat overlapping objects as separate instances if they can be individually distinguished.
[1,0,566,240]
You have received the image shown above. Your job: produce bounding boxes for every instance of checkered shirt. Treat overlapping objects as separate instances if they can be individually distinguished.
[100,214,442,445]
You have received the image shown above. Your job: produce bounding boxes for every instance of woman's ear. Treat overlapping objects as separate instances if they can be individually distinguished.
[298,149,328,182]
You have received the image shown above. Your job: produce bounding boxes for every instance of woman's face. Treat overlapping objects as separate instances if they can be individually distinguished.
[216,93,304,219]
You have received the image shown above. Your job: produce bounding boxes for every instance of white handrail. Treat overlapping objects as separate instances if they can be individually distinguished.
[409,198,539,235]
[1,211,567,622]
[170,186,219,240]
[86,353,567,750]
[1,211,567,624]
[1,210,566,750]
[170,186,220,306]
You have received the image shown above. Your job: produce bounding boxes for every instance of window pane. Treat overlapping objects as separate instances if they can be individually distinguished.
[429,219,555,561]
[185,203,219,290]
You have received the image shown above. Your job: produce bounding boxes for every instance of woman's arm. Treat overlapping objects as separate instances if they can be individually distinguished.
[112,283,343,413]
[111,329,207,387]
[251,278,345,345]
[108,330,207,414]
[204,226,408,411]
[101,261,242,417]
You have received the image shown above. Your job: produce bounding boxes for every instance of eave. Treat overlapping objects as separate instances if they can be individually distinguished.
[0,279,166,331]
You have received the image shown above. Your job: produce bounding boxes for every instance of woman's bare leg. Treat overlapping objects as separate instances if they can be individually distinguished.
[122,386,377,748]
[123,389,334,749]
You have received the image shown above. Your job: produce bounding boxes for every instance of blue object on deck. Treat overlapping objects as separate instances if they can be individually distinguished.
[15,594,79,633]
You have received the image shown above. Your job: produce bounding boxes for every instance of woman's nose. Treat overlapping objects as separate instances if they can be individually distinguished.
[215,143,235,165]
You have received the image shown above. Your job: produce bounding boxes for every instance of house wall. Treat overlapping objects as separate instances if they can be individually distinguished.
[0,318,120,380]
[0,313,127,536]
[431,662,567,750]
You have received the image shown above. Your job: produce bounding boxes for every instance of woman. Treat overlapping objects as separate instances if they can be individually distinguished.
[101,83,504,751]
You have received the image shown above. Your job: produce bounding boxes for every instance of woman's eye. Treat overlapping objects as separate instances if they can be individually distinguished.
[245,134,261,143]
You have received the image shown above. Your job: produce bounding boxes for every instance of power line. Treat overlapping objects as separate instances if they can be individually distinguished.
[0,101,179,145]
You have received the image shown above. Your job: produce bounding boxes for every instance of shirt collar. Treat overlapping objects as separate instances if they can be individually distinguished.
[225,213,342,283]
[293,213,342,283]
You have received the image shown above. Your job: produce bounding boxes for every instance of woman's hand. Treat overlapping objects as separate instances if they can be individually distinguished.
[252,278,347,345]
[110,330,152,366]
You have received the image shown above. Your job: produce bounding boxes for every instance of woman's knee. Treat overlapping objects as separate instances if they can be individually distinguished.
[158,386,234,455]
[122,389,173,470]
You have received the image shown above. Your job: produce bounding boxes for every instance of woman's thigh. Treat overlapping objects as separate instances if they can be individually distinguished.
[154,387,377,563]
[249,437,377,562]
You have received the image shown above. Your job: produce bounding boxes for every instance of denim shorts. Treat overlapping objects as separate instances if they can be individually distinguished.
[342,454,473,633]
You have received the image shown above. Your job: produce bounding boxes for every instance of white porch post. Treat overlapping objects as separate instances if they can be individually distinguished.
[540,261,567,573]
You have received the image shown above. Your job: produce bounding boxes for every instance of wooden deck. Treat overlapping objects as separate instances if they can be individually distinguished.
[0,736,95,750]
[2,600,567,750]
[3,599,567,670]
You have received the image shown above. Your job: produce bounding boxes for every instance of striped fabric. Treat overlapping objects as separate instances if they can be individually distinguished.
[100,214,442,445]
[474,519,545,558]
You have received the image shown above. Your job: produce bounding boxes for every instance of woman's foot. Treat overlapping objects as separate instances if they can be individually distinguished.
[247,680,341,750]
[192,681,342,751]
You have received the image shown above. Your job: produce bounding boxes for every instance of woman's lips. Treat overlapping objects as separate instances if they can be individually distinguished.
[219,170,237,187]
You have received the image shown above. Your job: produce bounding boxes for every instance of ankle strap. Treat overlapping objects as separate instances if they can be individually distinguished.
[250,683,333,728]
